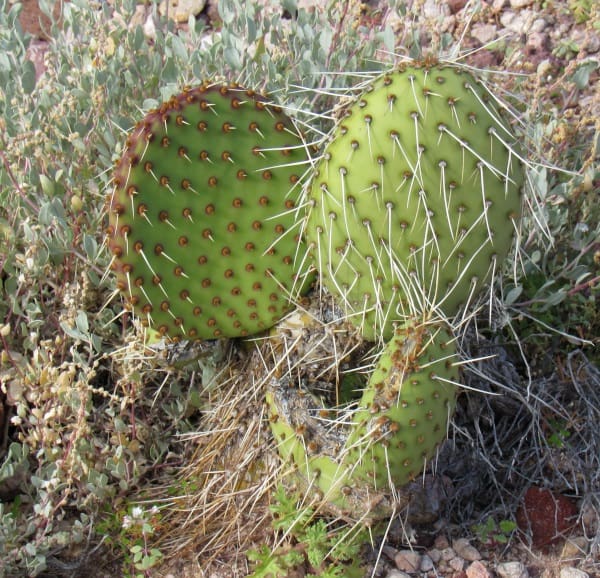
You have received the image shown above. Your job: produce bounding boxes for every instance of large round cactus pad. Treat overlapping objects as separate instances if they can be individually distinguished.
[107,84,313,340]
[306,63,523,340]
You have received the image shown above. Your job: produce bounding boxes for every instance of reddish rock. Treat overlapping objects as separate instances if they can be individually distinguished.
[434,534,451,549]
[446,0,468,13]
[516,486,579,550]
[466,560,492,578]
[394,549,421,573]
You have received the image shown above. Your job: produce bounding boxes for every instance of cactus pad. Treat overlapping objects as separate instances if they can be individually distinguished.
[344,320,458,490]
[267,318,458,520]
[306,63,523,340]
[107,84,313,340]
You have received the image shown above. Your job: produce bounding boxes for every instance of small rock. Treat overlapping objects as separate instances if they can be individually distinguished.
[159,0,207,23]
[499,11,518,31]
[446,0,468,13]
[531,17,548,33]
[516,487,579,550]
[453,538,482,562]
[382,545,400,560]
[509,0,534,8]
[559,568,589,578]
[441,547,457,561]
[570,28,600,54]
[527,31,548,53]
[387,571,412,578]
[561,536,590,559]
[449,557,465,571]
[420,554,435,572]
[394,550,421,573]
[423,0,450,18]
[501,9,538,34]
[428,548,442,563]
[471,23,498,45]
[497,561,529,578]
[434,535,451,549]
[466,560,492,578]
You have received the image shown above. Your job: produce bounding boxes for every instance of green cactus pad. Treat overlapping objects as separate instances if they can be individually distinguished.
[266,318,458,520]
[306,62,523,340]
[344,320,458,490]
[107,84,313,340]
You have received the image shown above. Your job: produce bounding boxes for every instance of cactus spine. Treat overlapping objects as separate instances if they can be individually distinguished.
[305,62,523,341]
[107,84,313,340]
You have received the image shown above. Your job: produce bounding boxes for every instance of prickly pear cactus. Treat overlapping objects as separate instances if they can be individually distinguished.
[266,318,458,520]
[306,62,523,340]
[107,84,313,340]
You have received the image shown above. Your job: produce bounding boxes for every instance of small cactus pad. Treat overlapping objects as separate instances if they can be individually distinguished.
[107,84,313,340]
[306,63,523,340]
[344,320,458,489]
[267,318,458,520]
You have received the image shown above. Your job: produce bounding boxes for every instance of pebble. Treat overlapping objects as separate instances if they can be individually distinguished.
[441,547,457,561]
[531,17,548,33]
[449,556,465,571]
[560,568,589,578]
[497,561,530,578]
[423,0,451,19]
[571,28,600,54]
[420,554,434,572]
[387,571,412,578]
[527,31,548,53]
[467,560,493,578]
[471,23,498,45]
[500,9,537,34]
[453,538,482,562]
[561,536,590,559]
[434,535,450,549]
[509,0,534,8]
[159,0,207,22]
[394,549,421,573]
[446,0,468,14]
